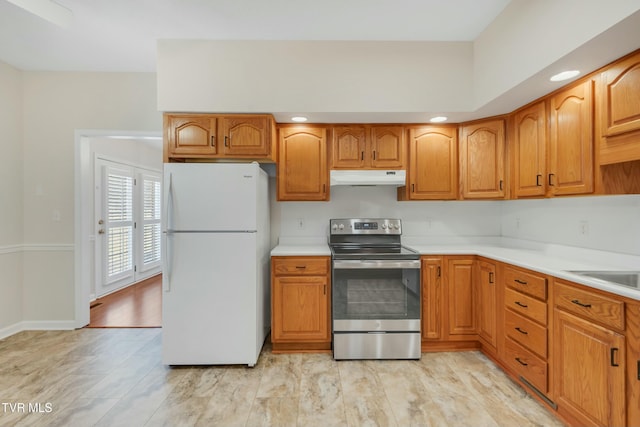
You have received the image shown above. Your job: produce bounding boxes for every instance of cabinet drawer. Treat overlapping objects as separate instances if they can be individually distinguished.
[504,267,547,301]
[505,309,547,358]
[554,280,625,330]
[504,337,548,394]
[272,257,329,276]
[504,287,547,325]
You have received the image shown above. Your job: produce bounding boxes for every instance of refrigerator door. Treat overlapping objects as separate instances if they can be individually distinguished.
[164,163,258,232]
[162,231,260,365]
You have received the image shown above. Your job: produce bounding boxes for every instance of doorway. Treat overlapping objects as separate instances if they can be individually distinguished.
[74,131,162,328]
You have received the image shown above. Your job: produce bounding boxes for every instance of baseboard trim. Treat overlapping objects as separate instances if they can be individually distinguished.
[0,320,77,340]
[0,322,24,340]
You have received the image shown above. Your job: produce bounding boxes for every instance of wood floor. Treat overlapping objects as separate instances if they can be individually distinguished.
[0,327,565,427]
[88,275,162,328]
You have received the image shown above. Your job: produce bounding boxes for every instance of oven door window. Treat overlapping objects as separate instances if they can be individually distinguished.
[332,267,420,320]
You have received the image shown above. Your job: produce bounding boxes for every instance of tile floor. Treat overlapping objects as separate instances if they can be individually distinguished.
[0,328,565,427]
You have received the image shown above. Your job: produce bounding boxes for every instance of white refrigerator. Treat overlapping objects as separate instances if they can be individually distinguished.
[161,162,270,366]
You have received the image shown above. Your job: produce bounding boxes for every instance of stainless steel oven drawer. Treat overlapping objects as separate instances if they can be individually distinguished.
[333,332,421,360]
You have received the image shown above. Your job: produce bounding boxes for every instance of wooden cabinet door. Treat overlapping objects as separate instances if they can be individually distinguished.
[331,126,367,168]
[407,126,458,200]
[554,309,626,427]
[370,126,405,169]
[478,260,497,349]
[447,257,476,336]
[166,114,218,156]
[272,276,329,342]
[278,126,328,201]
[220,116,270,157]
[548,80,594,196]
[460,120,505,199]
[421,257,443,340]
[513,102,547,197]
[599,51,640,138]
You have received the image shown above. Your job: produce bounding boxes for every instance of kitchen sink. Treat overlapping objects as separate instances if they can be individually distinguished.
[567,271,640,289]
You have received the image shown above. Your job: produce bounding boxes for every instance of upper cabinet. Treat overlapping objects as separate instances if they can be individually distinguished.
[278,126,329,201]
[459,119,506,199]
[330,125,405,169]
[399,126,458,200]
[512,102,547,198]
[548,80,595,196]
[164,113,275,162]
[598,50,640,164]
[164,114,218,158]
[220,116,271,157]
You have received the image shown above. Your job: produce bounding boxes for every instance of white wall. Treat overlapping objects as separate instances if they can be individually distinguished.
[275,186,502,242]
[501,195,640,256]
[157,40,474,115]
[275,188,640,258]
[0,61,24,333]
[21,72,161,323]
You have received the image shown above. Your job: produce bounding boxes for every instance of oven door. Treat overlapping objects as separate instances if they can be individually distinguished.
[332,259,421,332]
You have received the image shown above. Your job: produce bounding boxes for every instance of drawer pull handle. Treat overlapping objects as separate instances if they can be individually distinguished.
[515,357,528,366]
[515,327,528,335]
[571,299,592,308]
[515,301,528,308]
[514,279,528,285]
[295,266,307,269]
[489,272,494,284]
[611,348,619,367]
[637,360,640,380]
[536,174,542,187]
[210,135,215,147]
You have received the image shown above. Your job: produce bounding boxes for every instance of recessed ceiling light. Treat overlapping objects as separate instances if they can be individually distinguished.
[550,70,580,82]
[291,116,308,123]
[429,116,448,123]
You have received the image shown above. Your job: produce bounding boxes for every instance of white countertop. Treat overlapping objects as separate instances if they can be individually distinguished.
[271,245,331,256]
[271,237,640,301]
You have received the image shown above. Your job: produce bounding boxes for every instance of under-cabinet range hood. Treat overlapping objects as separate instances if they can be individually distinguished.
[330,170,406,186]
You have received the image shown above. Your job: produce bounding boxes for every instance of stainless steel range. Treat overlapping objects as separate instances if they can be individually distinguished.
[329,218,421,360]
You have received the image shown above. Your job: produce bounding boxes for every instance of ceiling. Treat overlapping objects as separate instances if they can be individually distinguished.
[2,0,640,124]
[0,0,511,72]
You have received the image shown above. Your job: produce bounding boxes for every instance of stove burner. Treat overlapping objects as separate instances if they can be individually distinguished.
[328,218,418,261]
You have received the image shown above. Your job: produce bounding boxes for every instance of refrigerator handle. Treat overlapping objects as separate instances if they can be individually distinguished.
[163,172,174,292]
[165,173,173,231]
[163,232,173,292]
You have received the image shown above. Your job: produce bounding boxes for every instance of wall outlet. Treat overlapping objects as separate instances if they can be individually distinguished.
[296,218,305,229]
[579,220,589,235]
[52,209,61,222]
[515,217,521,229]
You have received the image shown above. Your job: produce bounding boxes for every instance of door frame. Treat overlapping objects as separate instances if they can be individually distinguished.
[74,130,162,329]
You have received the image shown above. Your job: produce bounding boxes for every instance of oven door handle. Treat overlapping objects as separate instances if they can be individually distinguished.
[333,260,421,269]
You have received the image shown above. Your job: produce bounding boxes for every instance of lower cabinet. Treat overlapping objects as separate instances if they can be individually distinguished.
[477,259,498,351]
[553,280,626,427]
[500,264,551,398]
[271,256,331,352]
[421,257,443,341]
[447,257,477,337]
[421,256,478,350]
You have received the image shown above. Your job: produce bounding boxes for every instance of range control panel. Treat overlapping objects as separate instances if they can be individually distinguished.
[330,218,402,235]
